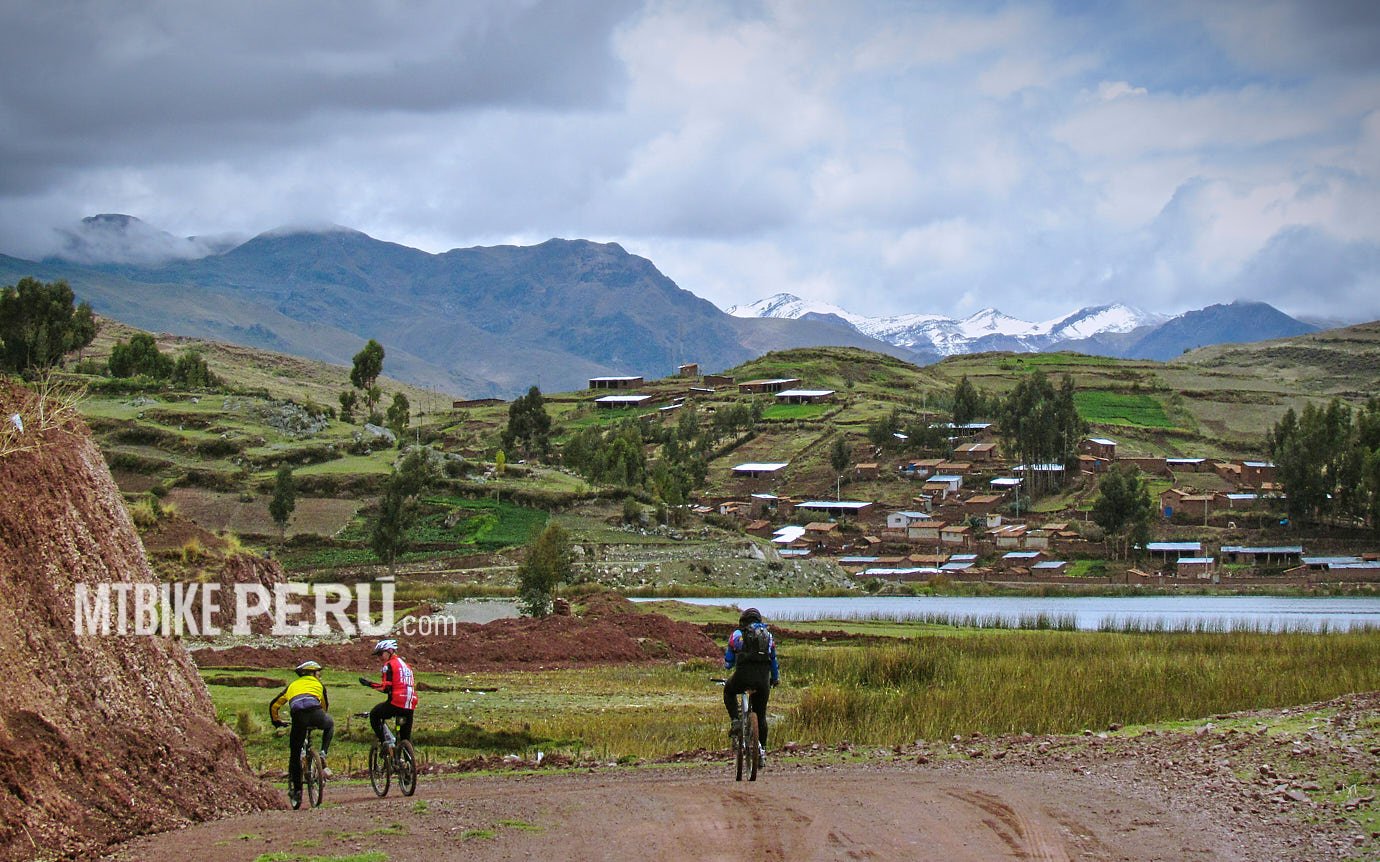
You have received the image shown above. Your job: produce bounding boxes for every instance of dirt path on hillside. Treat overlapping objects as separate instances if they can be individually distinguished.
[110,762,1270,862]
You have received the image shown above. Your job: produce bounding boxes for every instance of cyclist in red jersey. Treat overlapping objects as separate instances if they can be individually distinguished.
[358,638,418,755]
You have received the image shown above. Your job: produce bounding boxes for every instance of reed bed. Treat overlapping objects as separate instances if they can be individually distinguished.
[784,629,1380,746]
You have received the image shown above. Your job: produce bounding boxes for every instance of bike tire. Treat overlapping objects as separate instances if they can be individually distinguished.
[369,744,391,797]
[397,740,418,797]
[307,750,325,807]
[746,712,760,782]
[734,700,748,782]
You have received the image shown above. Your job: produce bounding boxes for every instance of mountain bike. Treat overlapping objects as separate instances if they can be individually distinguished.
[356,712,417,797]
[292,727,326,809]
[712,678,761,782]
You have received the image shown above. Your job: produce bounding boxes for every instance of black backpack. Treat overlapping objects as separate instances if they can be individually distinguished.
[738,625,771,665]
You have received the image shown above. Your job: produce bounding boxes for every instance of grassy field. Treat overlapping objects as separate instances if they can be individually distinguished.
[208,613,1380,775]
[1073,391,1176,429]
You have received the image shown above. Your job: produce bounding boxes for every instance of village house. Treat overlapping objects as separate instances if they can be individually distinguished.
[940,524,973,548]
[1002,550,1043,568]
[748,493,779,518]
[775,388,835,404]
[1220,545,1303,566]
[1159,488,1216,520]
[796,500,876,521]
[1032,560,1070,575]
[942,555,978,572]
[1166,457,1210,473]
[962,493,1004,515]
[677,363,699,377]
[992,525,1027,549]
[1118,455,1168,474]
[900,458,945,479]
[854,462,880,480]
[1177,556,1216,578]
[1077,454,1111,473]
[908,553,948,568]
[731,462,789,479]
[886,510,932,530]
[738,378,801,394]
[1145,541,1203,566]
[1239,460,1278,488]
[595,394,654,410]
[936,461,973,474]
[803,521,843,549]
[953,442,997,462]
[908,520,945,543]
[1081,437,1117,460]
[1022,528,1051,551]
[702,374,734,387]
[588,376,643,390]
[744,519,774,537]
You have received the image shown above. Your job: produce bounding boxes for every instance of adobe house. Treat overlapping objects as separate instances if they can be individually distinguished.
[954,442,997,462]
[855,462,880,480]
[908,521,944,543]
[1159,488,1214,520]
[901,458,945,479]
[1240,460,1278,487]
[775,388,835,404]
[677,363,700,377]
[1145,541,1202,565]
[940,524,972,548]
[1078,455,1110,473]
[1081,437,1117,460]
[992,525,1027,549]
[1166,457,1209,473]
[1118,456,1168,474]
[795,500,876,521]
[1002,550,1043,568]
[588,376,644,390]
[908,553,948,568]
[703,374,735,387]
[748,493,779,518]
[1032,560,1070,575]
[936,461,973,474]
[1220,545,1303,566]
[962,493,1003,515]
[595,394,654,410]
[1022,529,1051,551]
[744,519,774,537]
[886,510,931,530]
[731,462,789,479]
[1177,557,1216,579]
[738,378,801,394]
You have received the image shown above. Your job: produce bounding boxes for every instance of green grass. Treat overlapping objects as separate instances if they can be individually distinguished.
[760,403,832,420]
[206,624,1380,769]
[1074,391,1176,429]
[253,854,388,862]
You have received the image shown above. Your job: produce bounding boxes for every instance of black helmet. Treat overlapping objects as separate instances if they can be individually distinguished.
[739,607,762,627]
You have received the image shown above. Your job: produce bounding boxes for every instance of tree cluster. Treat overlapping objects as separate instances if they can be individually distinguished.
[516,523,574,617]
[502,386,552,457]
[369,448,437,575]
[1091,466,1153,559]
[107,332,221,388]
[996,371,1086,496]
[0,278,97,374]
[1269,398,1380,532]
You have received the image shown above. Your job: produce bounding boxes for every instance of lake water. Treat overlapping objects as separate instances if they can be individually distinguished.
[637,596,1380,632]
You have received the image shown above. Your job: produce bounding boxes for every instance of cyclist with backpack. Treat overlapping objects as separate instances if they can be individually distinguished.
[358,638,418,758]
[723,607,779,766]
[268,659,334,808]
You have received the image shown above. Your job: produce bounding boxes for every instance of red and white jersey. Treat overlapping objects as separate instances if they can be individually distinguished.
[375,654,418,710]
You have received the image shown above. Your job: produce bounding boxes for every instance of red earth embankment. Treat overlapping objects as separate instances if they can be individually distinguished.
[0,382,277,861]
[195,591,720,672]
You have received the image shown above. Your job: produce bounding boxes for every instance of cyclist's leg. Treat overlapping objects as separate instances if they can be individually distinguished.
[749,684,770,747]
[369,701,393,744]
[288,712,308,790]
[397,708,414,742]
[723,673,742,721]
[305,707,334,755]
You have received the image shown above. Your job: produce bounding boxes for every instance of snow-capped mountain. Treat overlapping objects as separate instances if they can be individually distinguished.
[727,293,1167,356]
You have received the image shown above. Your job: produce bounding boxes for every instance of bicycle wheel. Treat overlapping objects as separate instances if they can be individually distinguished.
[746,712,760,782]
[369,743,391,797]
[397,740,418,797]
[306,750,325,807]
[734,699,747,782]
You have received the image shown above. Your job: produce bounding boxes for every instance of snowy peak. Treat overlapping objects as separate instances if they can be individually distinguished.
[724,295,1167,356]
[726,293,869,328]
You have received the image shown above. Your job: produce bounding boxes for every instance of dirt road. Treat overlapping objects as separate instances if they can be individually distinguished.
[110,761,1266,862]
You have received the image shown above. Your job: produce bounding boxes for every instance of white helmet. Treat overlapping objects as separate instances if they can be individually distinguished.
[372,638,398,655]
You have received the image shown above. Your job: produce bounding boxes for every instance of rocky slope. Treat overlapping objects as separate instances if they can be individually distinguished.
[0,381,277,861]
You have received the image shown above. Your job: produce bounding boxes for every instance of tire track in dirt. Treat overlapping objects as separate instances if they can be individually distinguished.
[112,762,1258,862]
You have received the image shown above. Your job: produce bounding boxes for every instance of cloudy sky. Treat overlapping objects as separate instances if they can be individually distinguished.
[2,0,1378,324]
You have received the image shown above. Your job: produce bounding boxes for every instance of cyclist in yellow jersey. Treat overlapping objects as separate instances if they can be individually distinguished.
[269,660,334,808]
